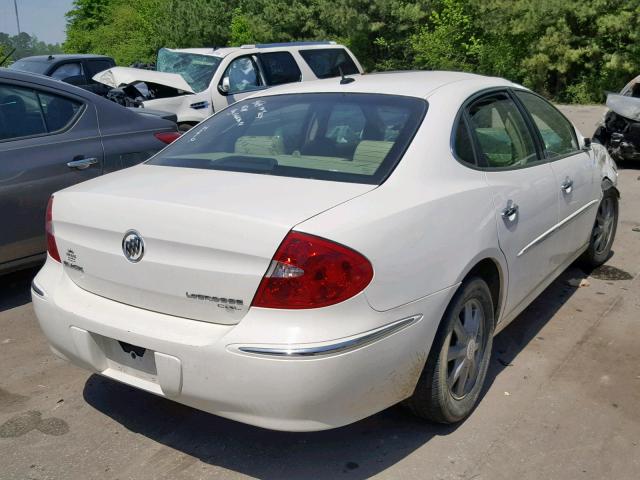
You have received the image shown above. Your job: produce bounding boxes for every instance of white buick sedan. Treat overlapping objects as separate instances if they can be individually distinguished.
[33,72,619,431]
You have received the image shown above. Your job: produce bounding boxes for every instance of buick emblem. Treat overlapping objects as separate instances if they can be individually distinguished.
[122,230,144,263]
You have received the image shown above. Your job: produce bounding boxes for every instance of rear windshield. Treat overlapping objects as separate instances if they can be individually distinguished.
[148,93,427,184]
[299,49,360,79]
[9,59,49,74]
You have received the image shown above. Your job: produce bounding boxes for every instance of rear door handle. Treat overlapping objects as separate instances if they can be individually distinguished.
[501,202,519,222]
[561,178,574,194]
[67,157,98,170]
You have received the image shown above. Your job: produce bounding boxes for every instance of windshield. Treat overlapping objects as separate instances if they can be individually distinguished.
[156,48,221,93]
[8,59,49,74]
[148,93,427,185]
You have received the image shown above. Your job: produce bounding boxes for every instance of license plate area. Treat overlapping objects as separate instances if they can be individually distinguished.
[97,335,157,383]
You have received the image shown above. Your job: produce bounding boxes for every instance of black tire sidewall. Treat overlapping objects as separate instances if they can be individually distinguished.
[432,278,495,422]
[585,189,618,267]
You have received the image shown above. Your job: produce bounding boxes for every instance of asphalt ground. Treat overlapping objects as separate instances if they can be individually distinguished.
[1,106,638,480]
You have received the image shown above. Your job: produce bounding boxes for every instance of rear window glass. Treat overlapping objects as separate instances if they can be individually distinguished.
[8,59,49,74]
[149,93,427,185]
[299,49,359,79]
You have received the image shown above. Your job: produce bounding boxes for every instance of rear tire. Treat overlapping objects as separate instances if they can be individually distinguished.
[178,123,195,133]
[580,188,618,269]
[405,277,494,423]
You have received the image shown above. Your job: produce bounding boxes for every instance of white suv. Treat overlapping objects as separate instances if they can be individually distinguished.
[93,41,363,130]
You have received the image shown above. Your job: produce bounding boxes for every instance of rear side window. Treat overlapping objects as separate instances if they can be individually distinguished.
[86,59,114,77]
[466,93,538,168]
[515,91,578,158]
[453,116,476,165]
[259,52,301,86]
[0,84,81,141]
[299,49,359,79]
[149,93,427,185]
[38,92,82,132]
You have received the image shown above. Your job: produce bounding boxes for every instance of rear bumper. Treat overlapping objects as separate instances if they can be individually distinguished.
[32,259,455,431]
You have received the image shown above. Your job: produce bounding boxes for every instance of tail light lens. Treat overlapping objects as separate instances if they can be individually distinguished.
[154,131,181,144]
[252,232,373,309]
[46,196,60,262]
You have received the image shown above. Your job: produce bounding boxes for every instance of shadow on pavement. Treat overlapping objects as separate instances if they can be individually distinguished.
[83,262,602,479]
[0,267,39,312]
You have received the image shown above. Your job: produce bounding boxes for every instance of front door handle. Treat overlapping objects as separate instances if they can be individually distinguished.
[501,202,519,222]
[67,157,98,170]
[561,178,574,194]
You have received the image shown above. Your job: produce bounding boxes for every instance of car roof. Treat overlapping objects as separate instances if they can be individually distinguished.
[249,71,516,100]
[165,42,347,59]
[13,54,113,63]
[0,67,102,98]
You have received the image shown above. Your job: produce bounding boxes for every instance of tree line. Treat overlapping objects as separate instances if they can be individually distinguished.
[61,0,640,103]
[0,32,62,63]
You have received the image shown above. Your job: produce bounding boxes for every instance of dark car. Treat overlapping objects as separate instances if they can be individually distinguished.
[593,74,640,162]
[0,68,180,274]
[8,54,116,95]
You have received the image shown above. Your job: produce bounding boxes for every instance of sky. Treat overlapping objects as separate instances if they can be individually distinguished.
[0,0,74,44]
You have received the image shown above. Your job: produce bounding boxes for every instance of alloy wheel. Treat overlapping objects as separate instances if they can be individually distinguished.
[593,196,616,256]
[445,298,485,400]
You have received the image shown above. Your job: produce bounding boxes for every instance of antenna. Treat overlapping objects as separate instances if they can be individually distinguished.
[13,0,21,35]
[338,65,355,85]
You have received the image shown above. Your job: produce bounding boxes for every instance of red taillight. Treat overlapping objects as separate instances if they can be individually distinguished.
[154,131,181,144]
[252,232,373,309]
[46,196,60,262]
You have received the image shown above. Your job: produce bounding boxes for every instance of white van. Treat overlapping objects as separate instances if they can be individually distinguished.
[93,41,364,130]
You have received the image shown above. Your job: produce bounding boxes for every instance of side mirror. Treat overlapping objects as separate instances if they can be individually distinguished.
[219,76,230,94]
[582,137,592,150]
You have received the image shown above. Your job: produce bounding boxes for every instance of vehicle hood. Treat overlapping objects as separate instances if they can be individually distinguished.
[93,66,195,94]
[52,165,374,324]
[606,93,640,122]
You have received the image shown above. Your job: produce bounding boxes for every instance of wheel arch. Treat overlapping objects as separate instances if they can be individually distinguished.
[602,177,620,198]
[455,253,507,326]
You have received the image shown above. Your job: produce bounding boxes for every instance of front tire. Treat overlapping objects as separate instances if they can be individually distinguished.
[406,277,494,423]
[580,188,618,269]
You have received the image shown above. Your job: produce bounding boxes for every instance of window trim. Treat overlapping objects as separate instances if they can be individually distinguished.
[510,88,582,163]
[450,87,563,172]
[0,80,86,144]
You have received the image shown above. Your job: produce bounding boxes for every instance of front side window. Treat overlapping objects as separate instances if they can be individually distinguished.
[0,85,46,140]
[149,93,427,185]
[299,48,359,79]
[224,56,263,94]
[259,52,301,86]
[51,62,83,81]
[466,93,538,168]
[515,91,578,158]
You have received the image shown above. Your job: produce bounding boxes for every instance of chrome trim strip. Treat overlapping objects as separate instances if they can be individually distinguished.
[31,281,45,298]
[236,315,422,358]
[517,199,599,257]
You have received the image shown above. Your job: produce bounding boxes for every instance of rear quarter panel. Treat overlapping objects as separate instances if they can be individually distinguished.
[295,84,508,313]
[94,99,176,172]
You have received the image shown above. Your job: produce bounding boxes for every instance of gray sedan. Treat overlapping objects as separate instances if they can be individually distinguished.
[0,68,180,274]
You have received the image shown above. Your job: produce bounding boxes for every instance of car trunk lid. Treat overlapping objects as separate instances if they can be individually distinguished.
[52,165,373,324]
